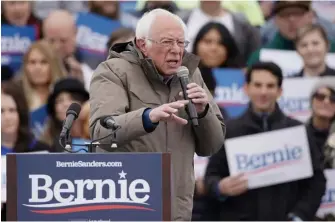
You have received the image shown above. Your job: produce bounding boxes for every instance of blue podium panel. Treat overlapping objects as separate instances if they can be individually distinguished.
[13,153,166,221]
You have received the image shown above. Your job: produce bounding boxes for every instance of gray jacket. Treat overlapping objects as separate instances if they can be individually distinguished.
[89,41,226,220]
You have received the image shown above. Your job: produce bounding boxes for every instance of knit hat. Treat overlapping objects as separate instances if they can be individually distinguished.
[272,1,311,15]
[310,77,335,99]
[47,77,89,117]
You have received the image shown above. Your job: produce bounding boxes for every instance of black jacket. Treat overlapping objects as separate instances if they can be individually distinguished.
[307,120,330,152]
[290,66,335,78]
[204,104,326,221]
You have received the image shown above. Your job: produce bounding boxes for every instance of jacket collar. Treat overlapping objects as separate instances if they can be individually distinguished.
[268,32,295,50]
[245,103,285,125]
[296,65,335,77]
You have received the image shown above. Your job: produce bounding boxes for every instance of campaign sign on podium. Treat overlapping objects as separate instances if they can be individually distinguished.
[6,153,171,221]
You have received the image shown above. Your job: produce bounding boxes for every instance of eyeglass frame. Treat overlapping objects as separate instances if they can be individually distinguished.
[313,92,335,103]
[146,38,190,49]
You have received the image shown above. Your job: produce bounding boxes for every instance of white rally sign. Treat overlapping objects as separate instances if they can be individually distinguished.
[278,77,319,123]
[317,169,335,218]
[194,154,209,180]
[2,156,7,203]
[225,125,313,189]
[260,49,335,77]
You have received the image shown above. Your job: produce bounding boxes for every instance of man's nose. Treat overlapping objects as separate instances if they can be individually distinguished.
[170,42,182,54]
[260,87,268,94]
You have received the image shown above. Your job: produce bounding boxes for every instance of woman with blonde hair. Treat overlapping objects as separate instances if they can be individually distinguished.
[19,39,66,111]
[16,40,66,138]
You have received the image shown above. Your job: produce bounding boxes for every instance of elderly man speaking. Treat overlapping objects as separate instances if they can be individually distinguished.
[89,9,226,220]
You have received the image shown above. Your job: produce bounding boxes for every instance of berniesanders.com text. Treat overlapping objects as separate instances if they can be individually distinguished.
[56,161,122,168]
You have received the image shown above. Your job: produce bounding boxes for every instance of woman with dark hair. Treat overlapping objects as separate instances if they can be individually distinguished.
[308,77,335,150]
[1,81,50,221]
[192,22,245,69]
[40,77,90,152]
[1,81,50,154]
[292,24,335,78]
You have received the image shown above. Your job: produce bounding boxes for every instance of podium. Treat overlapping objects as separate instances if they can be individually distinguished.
[6,153,171,221]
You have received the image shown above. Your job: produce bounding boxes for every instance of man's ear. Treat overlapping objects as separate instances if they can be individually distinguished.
[136,38,148,57]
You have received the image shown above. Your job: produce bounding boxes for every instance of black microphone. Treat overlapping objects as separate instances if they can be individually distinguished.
[177,66,199,127]
[59,103,82,139]
[100,115,120,131]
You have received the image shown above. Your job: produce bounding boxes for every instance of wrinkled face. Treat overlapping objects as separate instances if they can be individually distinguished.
[26,49,51,86]
[245,70,282,113]
[44,23,76,59]
[1,93,19,136]
[275,7,312,40]
[54,92,81,121]
[312,87,335,119]
[196,28,227,68]
[3,1,31,26]
[138,16,186,76]
[296,31,328,69]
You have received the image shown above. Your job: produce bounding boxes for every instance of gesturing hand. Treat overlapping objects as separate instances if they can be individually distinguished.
[179,83,209,114]
[149,100,189,125]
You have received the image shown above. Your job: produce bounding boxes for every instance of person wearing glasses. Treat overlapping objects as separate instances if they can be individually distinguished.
[89,8,226,221]
[308,78,335,150]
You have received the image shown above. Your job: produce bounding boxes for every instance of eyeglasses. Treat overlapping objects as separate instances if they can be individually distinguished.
[313,92,335,103]
[147,38,190,48]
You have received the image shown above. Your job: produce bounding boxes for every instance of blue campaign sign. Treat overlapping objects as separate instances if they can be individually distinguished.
[15,153,164,221]
[213,68,249,118]
[30,105,48,139]
[1,25,35,74]
[75,12,122,69]
[120,0,138,12]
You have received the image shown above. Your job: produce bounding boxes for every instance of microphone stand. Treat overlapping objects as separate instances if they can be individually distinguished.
[59,126,121,153]
[88,127,119,153]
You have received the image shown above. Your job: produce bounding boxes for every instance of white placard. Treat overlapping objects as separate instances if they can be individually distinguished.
[278,77,320,122]
[26,150,50,154]
[194,154,209,180]
[260,49,335,77]
[317,169,335,218]
[225,125,313,189]
[1,156,7,203]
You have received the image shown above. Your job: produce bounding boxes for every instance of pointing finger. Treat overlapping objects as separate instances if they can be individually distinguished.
[168,100,189,109]
[162,106,178,114]
[170,114,188,125]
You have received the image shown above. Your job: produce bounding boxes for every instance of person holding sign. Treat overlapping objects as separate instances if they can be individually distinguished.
[204,62,326,221]
[90,9,226,220]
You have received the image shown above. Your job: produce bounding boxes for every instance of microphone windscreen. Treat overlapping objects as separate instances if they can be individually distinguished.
[177,66,189,78]
[66,103,82,118]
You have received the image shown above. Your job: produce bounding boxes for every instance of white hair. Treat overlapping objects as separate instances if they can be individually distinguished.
[135,9,187,43]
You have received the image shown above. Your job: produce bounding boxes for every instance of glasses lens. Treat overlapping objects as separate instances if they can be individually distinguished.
[314,93,326,101]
